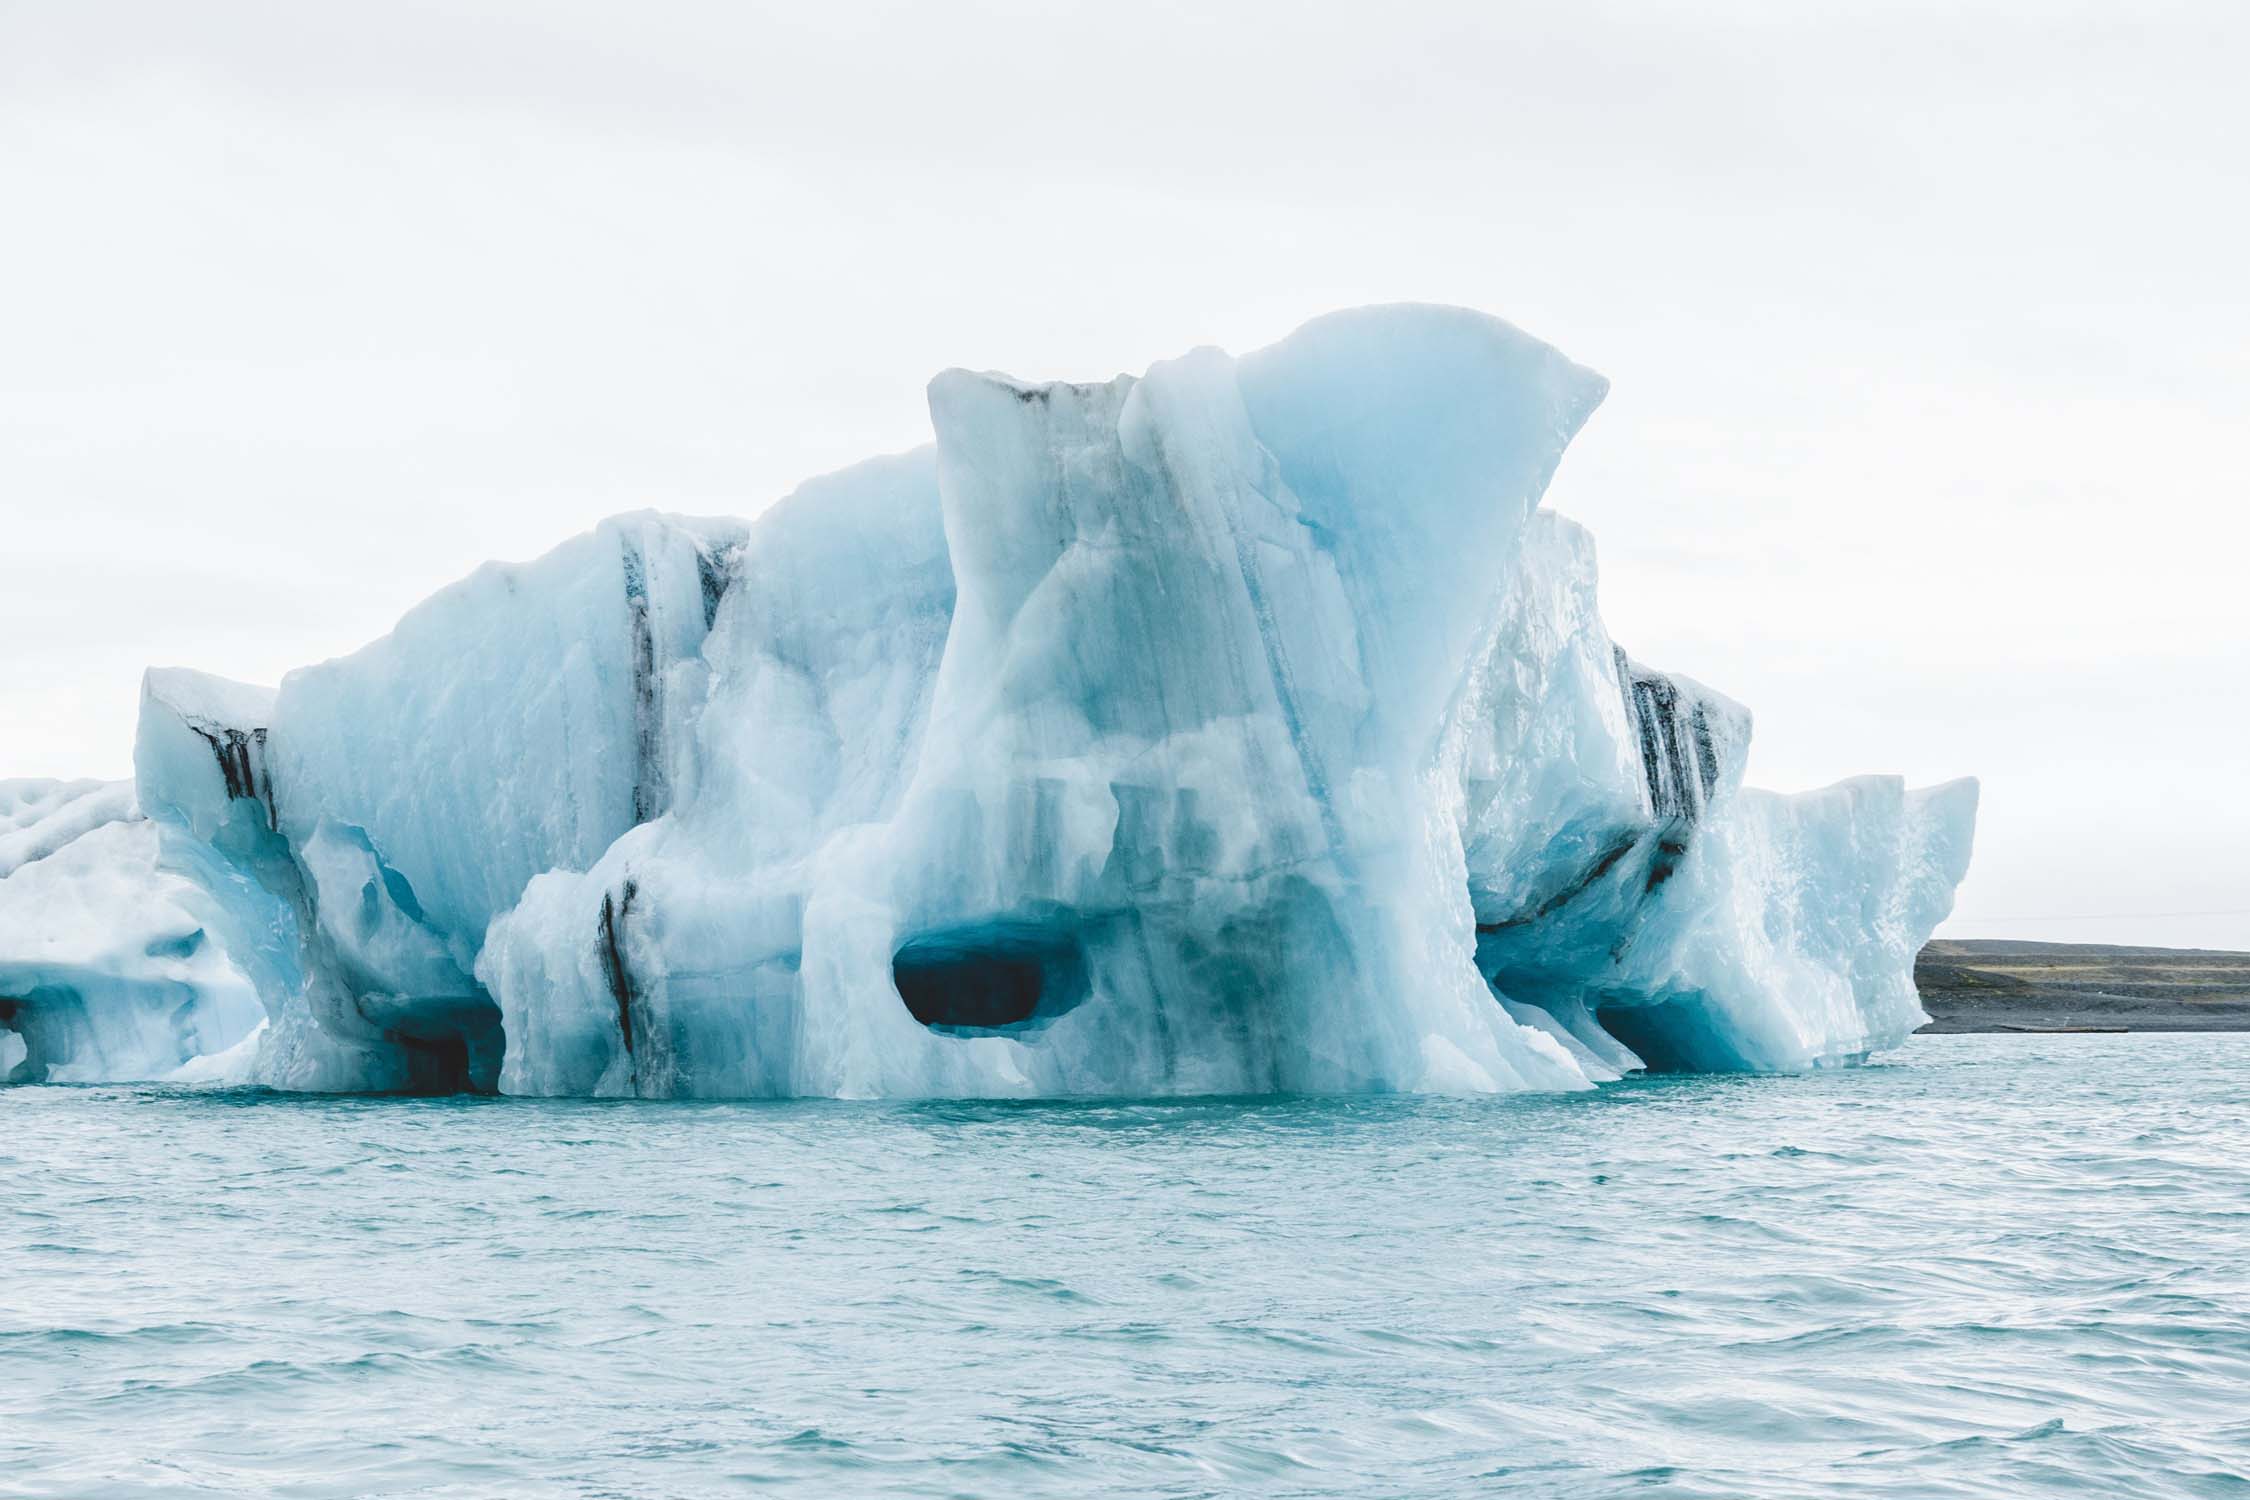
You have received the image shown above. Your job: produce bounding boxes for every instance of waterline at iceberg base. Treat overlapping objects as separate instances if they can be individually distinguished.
[0,305,1976,1096]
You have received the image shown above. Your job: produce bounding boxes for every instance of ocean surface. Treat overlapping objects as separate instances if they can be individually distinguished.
[3,1034,2245,1499]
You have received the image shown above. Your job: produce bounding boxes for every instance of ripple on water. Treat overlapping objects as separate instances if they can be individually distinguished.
[2,1034,2248,1498]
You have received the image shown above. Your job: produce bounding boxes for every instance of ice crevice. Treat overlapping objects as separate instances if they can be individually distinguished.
[0,304,1976,1094]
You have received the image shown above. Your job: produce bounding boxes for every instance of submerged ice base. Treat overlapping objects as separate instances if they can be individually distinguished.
[3,305,1976,1096]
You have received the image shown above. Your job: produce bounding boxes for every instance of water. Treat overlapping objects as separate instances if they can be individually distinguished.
[2,1035,2245,1498]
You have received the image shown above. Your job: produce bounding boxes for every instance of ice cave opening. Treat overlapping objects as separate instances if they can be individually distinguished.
[1593,997,1756,1075]
[891,923,1090,1034]
[377,998,507,1096]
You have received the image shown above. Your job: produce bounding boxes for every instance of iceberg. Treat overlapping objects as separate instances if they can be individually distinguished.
[0,779,264,1082]
[2,305,1976,1095]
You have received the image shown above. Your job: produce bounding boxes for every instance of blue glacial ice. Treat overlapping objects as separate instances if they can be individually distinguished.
[1,305,1976,1095]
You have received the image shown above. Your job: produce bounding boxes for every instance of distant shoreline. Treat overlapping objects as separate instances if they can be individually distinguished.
[1916,939,2250,1034]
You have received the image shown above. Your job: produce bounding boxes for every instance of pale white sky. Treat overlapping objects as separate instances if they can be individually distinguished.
[3,1,2244,947]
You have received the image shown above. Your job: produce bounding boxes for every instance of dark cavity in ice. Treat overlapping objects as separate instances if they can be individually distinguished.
[892,923,1090,1034]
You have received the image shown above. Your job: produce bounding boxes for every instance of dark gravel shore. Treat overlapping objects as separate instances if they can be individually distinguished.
[1916,939,2250,1033]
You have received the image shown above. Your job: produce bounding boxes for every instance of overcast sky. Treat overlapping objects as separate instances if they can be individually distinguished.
[3,1,2244,948]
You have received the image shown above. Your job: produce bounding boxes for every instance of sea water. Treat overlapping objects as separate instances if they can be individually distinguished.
[2,1035,2244,1498]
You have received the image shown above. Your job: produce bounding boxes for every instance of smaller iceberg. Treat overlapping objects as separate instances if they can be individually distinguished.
[0,778,263,1083]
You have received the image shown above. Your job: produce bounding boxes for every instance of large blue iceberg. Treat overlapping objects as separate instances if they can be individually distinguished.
[2,306,1976,1095]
